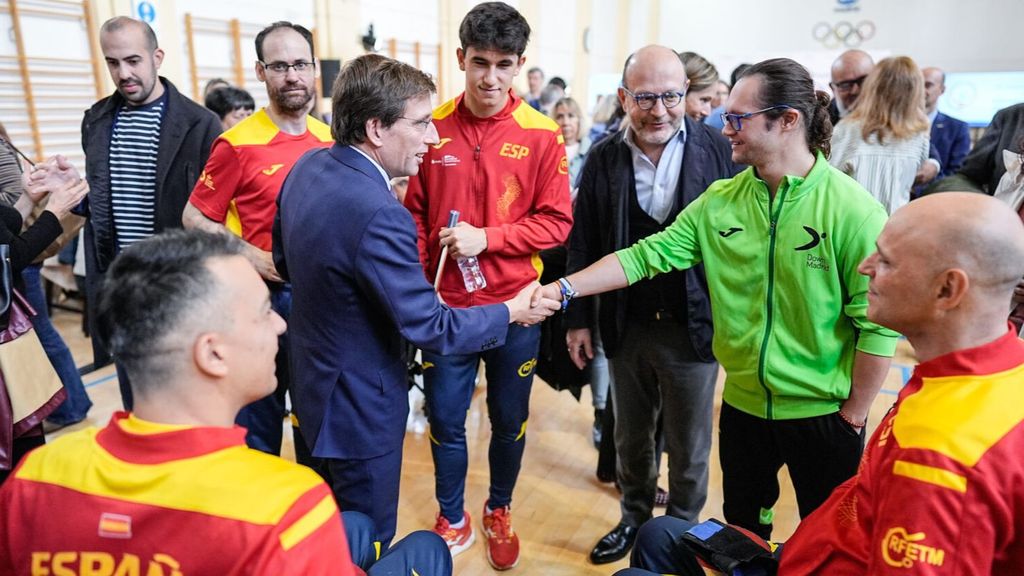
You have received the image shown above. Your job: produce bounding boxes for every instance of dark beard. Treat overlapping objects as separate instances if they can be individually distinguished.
[273,86,313,113]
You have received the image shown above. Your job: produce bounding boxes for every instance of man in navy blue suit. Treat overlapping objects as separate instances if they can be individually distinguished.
[273,54,559,548]
[923,67,971,183]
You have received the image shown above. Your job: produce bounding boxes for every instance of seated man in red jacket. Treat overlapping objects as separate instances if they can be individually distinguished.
[0,229,451,576]
[614,192,1024,575]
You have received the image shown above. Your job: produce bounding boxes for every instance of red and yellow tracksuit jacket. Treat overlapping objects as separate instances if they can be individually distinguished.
[0,412,354,576]
[780,328,1024,575]
[405,91,573,307]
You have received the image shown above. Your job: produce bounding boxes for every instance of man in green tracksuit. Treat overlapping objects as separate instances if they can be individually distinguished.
[534,58,899,540]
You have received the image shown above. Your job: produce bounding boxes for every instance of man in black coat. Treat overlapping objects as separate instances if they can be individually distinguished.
[566,45,742,565]
[80,17,220,405]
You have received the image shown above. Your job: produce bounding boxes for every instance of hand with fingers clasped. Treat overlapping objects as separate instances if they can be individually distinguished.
[504,281,560,326]
[24,154,80,202]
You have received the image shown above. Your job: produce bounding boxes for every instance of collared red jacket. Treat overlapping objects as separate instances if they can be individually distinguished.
[0,412,354,575]
[405,91,573,307]
[780,329,1024,574]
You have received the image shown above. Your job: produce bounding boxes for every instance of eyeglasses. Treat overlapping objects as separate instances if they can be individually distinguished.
[399,116,433,132]
[259,60,314,75]
[720,105,793,132]
[830,75,867,93]
[621,87,685,111]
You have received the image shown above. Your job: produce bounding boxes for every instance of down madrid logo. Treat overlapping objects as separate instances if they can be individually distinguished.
[795,225,826,251]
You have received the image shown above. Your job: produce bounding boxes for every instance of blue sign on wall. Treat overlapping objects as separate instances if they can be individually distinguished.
[137,1,156,23]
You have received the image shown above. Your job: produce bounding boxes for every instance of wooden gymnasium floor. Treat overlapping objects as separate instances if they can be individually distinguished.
[47,304,916,575]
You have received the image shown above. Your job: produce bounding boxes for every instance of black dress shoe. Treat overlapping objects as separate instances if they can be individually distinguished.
[589,523,638,564]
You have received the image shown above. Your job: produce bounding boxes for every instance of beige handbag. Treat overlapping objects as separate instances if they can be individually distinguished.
[0,286,65,469]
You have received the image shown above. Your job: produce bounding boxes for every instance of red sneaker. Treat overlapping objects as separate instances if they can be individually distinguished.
[482,502,520,570]
[432,510,475,557]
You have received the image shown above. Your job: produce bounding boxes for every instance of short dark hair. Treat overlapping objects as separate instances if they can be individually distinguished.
[742,58,833,157]
[331,54,435,146]
[730,63,752,88]
[100,16,158,52]
[255,21,314,62]
[459,2,530,57]
[97,230,246,391]
[205,86,255,120]
[547,76,567,90]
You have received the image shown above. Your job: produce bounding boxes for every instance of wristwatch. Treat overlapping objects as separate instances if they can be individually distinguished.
[556,277,577,311]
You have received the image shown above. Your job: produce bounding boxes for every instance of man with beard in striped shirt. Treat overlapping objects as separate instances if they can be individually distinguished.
[78,16,220,408]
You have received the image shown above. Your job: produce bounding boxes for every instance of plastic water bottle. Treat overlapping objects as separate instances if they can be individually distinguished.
[448,210,487,293]
[457,255,487,292]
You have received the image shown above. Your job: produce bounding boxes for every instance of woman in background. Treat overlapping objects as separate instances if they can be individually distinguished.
[0,155,88,482]
[540,97,611,447]
[205,86,255,131]
[0,124,91,431]
[829,56,931,214]
[678,52,720,123]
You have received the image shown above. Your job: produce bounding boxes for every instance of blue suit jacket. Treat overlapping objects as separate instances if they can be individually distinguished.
[273,144,509,460]
[931,111,971,179]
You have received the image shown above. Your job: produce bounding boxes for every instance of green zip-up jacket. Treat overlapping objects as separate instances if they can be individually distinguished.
[616,153,899,420]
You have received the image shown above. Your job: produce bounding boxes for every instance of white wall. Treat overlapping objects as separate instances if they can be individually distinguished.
[657,0,1024,83]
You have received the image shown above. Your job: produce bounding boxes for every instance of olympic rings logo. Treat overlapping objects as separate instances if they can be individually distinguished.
[812,21,875,48]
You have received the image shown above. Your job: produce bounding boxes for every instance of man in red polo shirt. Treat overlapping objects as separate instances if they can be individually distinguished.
[184,21,331,456]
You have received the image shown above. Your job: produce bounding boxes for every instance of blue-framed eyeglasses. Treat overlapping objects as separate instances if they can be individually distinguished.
[621,87,685,111]
[720,105,793,131]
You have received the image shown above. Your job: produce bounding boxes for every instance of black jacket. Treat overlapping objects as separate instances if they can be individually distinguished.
[80,78,219,365]
[565,116,742,361]
[958,103,1024,193]
[81,77,220,272]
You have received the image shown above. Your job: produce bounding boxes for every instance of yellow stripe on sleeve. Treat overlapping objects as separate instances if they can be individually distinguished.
[280,494,338,551]
[892,460,967,493]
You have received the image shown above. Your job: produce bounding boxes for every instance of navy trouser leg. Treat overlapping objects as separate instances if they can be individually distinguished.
[323,448,403,548]
[22,264,92,424]
[482,323,540,509]
[628,516,704,575]
[235,283,291,454]
[424,323,539,521]
[422,349,479,523]
[370,531,453,576]
[342,511,379,571]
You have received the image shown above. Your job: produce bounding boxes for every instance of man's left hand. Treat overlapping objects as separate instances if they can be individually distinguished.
[914,160,939,186]
[440,222,488,258]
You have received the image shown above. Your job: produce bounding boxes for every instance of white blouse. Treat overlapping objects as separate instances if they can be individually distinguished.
[829,119,930,215]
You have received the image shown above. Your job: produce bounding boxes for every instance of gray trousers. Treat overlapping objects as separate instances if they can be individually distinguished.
[610,318,718,527]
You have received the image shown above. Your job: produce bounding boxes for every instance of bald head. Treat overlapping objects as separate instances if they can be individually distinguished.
[922,67,946,113]
[830,49,874,109]
[100,16,158,52]
[861,193,1024,352]
[894,193,1024,296]
[621,45,687,88]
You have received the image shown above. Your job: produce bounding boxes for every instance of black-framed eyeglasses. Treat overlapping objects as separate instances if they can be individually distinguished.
[399,116,433,132]
[830,75,867,93]
[259,60,314,75]
[621,87,685,111]
[720,105,793,132]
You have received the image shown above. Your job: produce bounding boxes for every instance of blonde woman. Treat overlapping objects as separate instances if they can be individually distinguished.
[678,52,720,123]
[829,56,930,213]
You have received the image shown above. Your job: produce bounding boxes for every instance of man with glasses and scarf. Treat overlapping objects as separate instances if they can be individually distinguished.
[565,44,740,564]
[184,21,331,457]
[535,58,898,542]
